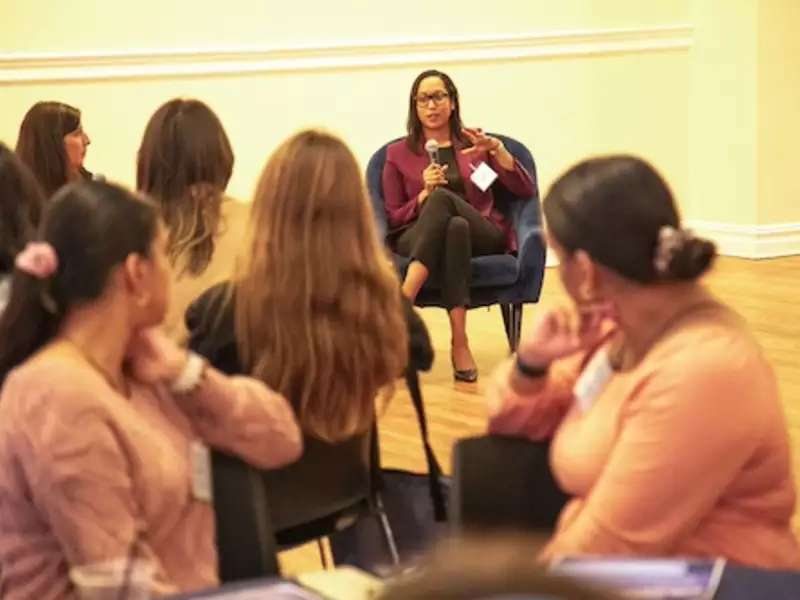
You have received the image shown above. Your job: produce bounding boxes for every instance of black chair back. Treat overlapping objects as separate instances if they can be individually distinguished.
[262,430,373,546]
[212,451,281,582]
[450,435,569,533]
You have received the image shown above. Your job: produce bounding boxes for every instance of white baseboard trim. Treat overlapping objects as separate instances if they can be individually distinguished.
[687,221,800,259]
[544,222,800,267]
[0,25,693,84]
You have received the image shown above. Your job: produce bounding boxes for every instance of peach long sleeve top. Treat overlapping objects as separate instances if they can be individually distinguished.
[0,353,302,599]
[488,302,800,569]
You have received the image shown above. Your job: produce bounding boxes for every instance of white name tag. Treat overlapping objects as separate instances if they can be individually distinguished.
[572,349,613,413]
[190,441,213,503]
[470,161,498,192]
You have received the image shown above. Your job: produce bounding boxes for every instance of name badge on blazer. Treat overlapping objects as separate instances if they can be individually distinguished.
[470,162,498,192]
[573,349,613,413]
[190,441,213,503]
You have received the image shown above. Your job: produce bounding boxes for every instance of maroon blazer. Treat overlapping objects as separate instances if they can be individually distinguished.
[382,138,536,252]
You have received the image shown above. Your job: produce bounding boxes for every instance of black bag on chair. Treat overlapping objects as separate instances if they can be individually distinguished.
[329,303,448,575]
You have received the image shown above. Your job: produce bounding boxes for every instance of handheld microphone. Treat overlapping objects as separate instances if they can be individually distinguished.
[424,139,440,165]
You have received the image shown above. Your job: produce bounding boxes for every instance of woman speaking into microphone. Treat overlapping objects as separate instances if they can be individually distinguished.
[382,69,536,382]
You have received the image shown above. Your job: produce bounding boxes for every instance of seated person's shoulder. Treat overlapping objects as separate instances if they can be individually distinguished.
[186,282,232,335]
[655,308,761,371]
[186,283,241,373]
[640,308,775,413]
[1,350,110,422]
[222,196,249,220]
[220,196,250,239]
[386,138,412,160]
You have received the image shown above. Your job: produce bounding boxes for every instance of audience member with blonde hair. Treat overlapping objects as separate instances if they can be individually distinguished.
[488,156,800,568]
[136,98,246,342]
[188,129,408,443]
[0,181,302,599]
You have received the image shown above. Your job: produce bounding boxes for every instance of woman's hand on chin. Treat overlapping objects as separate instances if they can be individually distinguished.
[126,327,188,385]
[517,303,615,367]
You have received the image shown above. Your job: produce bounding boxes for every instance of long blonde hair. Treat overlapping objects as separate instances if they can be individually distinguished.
[235,130,408,443]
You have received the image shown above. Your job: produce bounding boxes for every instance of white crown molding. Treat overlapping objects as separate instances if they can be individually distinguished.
[687,221,800,259]
[0,25,693,84]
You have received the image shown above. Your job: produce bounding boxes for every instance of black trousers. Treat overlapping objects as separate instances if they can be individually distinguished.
[395,188,505,309]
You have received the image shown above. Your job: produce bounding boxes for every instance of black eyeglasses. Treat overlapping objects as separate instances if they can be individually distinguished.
[415,91,450,106]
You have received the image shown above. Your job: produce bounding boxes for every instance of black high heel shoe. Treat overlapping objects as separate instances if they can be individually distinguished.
[453,365,479,383]
[451,351,479,383]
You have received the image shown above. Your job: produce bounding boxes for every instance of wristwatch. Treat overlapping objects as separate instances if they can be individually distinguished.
[170,352,207,394]
[515,354,548,379]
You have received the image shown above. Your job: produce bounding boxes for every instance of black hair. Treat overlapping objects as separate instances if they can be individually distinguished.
[0,180,159,382]
[406,69,467,153]
[0,143,44,272]
[544,155,716,283]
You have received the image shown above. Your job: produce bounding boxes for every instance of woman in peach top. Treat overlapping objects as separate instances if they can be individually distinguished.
[487,156,800,569]
[0,181,302,598]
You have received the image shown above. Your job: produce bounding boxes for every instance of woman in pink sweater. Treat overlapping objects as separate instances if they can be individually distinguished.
[0,181,303,598]
[488,156,800,568]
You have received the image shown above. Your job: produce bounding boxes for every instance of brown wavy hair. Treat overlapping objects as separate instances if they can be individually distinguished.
[136,98,233,277]
[16,101,86,197]
[234,130,408,443]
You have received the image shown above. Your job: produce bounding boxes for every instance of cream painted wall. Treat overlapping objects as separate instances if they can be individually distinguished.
[688,0,759,226]
[1,0,797,256]
[757,0,800,225]
[0,1,688,53]
[0,0,691,212]
[0,54,691,212]
[685,0,800,257]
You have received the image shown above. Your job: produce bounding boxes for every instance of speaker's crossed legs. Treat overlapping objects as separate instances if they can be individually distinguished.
[396,188,506,380]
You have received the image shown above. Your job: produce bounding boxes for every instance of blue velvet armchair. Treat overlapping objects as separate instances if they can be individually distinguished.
[366,134,546,351]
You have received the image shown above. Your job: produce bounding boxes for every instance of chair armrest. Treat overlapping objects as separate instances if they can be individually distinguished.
[515,200,547,280]
[366,142,395,240]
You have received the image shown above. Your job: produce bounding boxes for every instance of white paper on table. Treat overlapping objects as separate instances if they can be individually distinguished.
[196,582,322,599]
[298,566,384,600]
[550,557,727,600]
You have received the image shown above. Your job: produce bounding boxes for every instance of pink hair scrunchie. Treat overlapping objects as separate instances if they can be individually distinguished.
[15,242,59,279]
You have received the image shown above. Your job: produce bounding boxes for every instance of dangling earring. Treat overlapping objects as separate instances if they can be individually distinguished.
[579,283,596,304]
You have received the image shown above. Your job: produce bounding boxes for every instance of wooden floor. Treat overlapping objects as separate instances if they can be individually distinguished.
[281,256,800,574]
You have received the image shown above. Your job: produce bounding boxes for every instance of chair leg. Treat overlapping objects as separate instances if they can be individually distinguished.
[511,303,523,352]
[317,538,329,570]
[501,304,524,353]
[374,494,400,565]
[500,304,514,353]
